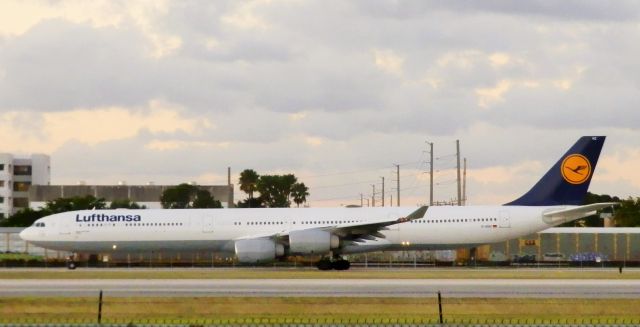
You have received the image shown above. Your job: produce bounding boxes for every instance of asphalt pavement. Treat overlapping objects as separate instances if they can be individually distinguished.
[1,278,639,298]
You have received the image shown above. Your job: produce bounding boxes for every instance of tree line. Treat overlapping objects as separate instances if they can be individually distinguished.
[0,183,222,227]
[560,192,640,228]
[0,196,145,227]
[0,169,310,227]
[1,172,637,229]
[236,169,309,208]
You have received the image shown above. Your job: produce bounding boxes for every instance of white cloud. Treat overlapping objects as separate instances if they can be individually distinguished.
[489,52,511,67]
[304,136,325,146]
[0,100,205,153]
[0,0,180,58]
[221,0,272,30]
[373,49,404,75]
[145,140,230,151]
[596,148,640,189]
[288,112,308,121]
[475,80,513,108]
[436,50,483,70]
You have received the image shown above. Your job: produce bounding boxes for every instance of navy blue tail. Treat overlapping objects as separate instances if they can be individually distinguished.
[505,136,605,206]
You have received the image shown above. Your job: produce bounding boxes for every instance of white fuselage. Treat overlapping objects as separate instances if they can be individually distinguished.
[20,206,564,255]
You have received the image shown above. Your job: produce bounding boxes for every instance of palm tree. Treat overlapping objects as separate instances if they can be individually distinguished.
[290,182,309,208]
[239,169,260,199]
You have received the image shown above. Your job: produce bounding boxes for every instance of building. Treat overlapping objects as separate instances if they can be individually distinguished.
[29,184,234,209]
[0,154,50,220]
[485,227,640,263]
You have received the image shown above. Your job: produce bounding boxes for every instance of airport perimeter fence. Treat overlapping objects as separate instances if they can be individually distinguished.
[2,294,640,326]
[3,316,640,326]
[3,258,640,269]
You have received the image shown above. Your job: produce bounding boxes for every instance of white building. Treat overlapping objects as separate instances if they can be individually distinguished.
[0,153,50,220]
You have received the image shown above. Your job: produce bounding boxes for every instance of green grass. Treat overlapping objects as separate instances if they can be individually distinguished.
[1,296,639,325]
[0,253,43,262]
[0,267,639,279]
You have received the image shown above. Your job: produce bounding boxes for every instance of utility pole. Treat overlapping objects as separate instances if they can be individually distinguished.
[395,164,400,206]
[371,184,376,207]
[227,167,233,208]
[381,177,385,207]
[463,158,467,206]
[456,139,462,206]
[426,141,434,206]
[360,193,364,207]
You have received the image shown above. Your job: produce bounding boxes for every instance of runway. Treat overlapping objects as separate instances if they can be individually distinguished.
[1,278,639,298]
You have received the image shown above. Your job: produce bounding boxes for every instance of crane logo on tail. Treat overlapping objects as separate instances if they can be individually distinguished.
[561,154,592,185]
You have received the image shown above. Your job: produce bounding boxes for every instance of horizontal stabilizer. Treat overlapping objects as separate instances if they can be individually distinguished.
[542,202,618,224]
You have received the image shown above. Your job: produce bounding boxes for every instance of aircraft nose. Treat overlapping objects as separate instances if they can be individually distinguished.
[19,228,34,241]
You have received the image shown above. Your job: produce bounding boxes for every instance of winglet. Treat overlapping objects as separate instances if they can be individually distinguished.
[397,206,428,223]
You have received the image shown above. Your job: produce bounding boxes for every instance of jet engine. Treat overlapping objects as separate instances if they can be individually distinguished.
[234,239,284,263]
[289,230,339,254]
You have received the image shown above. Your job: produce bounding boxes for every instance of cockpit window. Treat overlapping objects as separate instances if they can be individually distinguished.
[34,222,45,227]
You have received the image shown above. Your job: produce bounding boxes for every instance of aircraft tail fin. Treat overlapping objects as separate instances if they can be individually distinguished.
[505,136,605,206]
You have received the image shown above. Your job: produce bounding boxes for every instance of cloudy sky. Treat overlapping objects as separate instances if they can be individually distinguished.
[1,0,639,207]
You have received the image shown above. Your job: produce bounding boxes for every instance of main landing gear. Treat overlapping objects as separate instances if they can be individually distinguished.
[316,256,351,271]
[66,255,77,270]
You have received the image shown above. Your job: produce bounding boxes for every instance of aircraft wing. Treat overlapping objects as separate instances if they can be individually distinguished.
[234,206,428,243]
[542,202,618,222]
[324,206,428,244]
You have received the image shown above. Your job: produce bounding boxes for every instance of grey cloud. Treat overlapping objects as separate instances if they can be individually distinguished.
[0,19,156,111]
[354,0,640,22]
[2,1,640,201]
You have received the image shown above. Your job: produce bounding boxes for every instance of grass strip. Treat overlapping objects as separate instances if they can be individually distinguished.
[1,296,639,324]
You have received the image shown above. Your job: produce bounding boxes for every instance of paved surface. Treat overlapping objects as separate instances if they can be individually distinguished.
[1,278,639,298]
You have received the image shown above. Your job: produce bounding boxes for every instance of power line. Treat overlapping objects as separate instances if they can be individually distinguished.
[299,161,422,179]
[310,179,380,190]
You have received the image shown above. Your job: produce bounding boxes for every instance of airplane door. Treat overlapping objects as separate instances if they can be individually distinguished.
[202,216,214,233]
[499,211,511,228]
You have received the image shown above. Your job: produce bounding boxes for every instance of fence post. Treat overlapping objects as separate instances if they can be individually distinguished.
[97,289,103,324]
[437,290,443,324]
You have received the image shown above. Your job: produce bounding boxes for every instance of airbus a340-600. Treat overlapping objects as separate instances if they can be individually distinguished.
[20,136,614,270]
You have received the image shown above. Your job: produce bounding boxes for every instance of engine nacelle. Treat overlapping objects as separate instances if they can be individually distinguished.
[289,230,339,254]
[235,239,284,263]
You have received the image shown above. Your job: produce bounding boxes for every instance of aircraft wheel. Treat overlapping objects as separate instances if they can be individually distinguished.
[332,259,351,270]
[316,258,333,271]
[66,256,77,270]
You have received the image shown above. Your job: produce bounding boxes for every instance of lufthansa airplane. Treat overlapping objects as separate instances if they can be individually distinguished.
[20,136,615,270]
